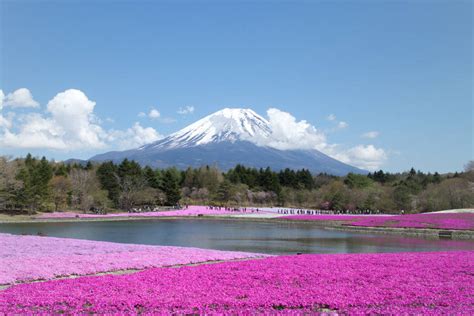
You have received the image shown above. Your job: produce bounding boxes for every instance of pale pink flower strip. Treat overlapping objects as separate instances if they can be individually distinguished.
[0,233,267,285]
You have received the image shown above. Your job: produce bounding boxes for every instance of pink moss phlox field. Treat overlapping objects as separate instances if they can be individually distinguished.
[282,213,474,230]
[281,215,383,221]
[1,251,473,314]
[0,233,267,285]
[351,213,474,230]
[37,205,267,219]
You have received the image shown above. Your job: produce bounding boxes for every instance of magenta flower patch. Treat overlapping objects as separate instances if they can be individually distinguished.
[281,215,381,221]
[0,251,472,314]
[351,213,474,230]
[282,213,474,230]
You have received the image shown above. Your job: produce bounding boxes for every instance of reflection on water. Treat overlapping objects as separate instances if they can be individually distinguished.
[0,219,472,255]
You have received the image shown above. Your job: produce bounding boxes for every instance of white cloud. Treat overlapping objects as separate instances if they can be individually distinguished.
[148,109,161,119]
[253,108,328,151]
[138,108,161,119]
[0,116,9,128]
[0,90,8,128]
[107,122,162,149]
[139,107,175,123]
[0,95,14,128]
[0,90,4,110]
[326,114,348,131]
[178,105,195,115]
[362,131,379,139]
[3,88,39,108]
[1,89,106,150]
[251,108,387,170]
[0,115,11,129]
[337,121,348,129]
[0,88,163,151]
[1,113,69,149]
[333,145,387,171]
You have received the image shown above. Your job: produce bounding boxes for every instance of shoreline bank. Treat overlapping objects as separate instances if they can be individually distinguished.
[1,214,474,240]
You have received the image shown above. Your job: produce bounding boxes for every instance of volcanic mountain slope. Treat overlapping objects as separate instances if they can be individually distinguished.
[90,108,366,175]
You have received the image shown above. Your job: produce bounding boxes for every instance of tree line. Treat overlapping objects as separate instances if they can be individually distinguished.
[0,154,473,214]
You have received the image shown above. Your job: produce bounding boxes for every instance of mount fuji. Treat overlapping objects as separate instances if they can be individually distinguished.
[90,108,366,175]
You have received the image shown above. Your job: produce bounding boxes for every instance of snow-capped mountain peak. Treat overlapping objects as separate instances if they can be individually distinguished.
[91,107,366,175]
[143,108,272,150]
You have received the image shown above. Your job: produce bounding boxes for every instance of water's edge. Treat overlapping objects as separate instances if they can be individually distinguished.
[1,215,473,240]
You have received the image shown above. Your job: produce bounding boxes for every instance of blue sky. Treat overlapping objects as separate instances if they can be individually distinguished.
[0,0,472,172]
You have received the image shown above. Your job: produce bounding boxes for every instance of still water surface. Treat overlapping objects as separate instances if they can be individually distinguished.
[0,219,472,254]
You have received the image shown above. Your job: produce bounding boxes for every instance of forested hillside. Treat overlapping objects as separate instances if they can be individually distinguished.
[0,154,473,214]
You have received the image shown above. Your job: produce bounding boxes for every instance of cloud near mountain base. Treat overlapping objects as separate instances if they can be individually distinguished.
[253,108,386,170]
[254,108,328,152]
[332,145,387,171]
[107,123,162,150]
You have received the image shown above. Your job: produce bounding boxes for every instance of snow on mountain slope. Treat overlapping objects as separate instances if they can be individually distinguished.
[141,108,271,150]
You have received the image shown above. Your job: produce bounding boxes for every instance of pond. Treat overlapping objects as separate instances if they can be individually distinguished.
[0,219,472,255]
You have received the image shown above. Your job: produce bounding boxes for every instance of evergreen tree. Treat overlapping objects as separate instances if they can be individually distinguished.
[161,169,181,206]
[144,166,161,189]
[393,185,412,211]
[216,179,232,202]
[278,168,297,188]
[35,157,53,199]
[296,169,314,190]
[16,156,53,212]
[117,159,142,181]
[96,161,120,206]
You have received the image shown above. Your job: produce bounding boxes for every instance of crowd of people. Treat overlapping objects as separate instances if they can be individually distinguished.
[88,207,106,215]
[276,208,382,215]
[128,205,182,213]
[205,206,261,213]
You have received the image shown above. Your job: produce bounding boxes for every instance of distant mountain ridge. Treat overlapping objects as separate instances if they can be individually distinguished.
[89,108,367,175]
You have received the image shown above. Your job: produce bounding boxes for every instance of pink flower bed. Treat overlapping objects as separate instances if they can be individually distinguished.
[1,251,472,314]
[37,205,264,219]
[281,215,384,221]
[281,213,474,230]
[0,233,267,285]
[351,213,474,230]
